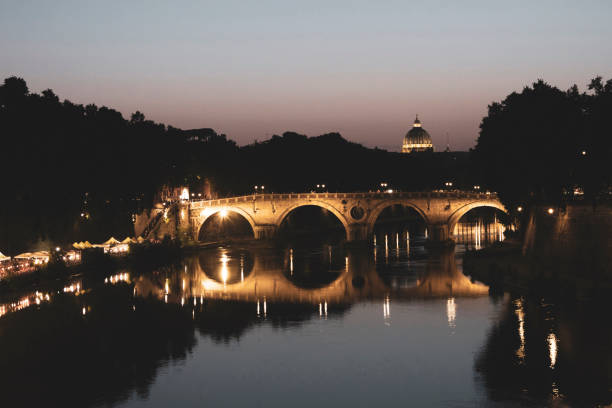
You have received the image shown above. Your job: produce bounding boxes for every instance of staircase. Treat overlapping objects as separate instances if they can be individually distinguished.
[141,210,164,239]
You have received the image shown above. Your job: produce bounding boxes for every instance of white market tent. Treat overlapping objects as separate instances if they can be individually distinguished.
[0,252,10,262]
[102,237,121,246]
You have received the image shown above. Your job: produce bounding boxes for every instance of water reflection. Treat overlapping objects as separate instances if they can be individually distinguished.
[0,223,609,407]
[134,245,489,310]
[475,296,612,406]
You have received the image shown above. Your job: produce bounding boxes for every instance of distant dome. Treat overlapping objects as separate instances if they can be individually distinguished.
[402,115,434,153]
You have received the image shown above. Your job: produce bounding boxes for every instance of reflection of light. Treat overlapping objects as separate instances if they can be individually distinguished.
[383,296,391,319]
[395,232,399,256]
[319,302,322,317]
[447,297,456,328]
[82,307,87,316]
[257,299,260,316]
[548,333,558,369]
[385,235,388,263]
[263,297,267,317]
[290,249,294,275]
[240,255,244,282]
[219,209,228,218]
[324,301,327,318]
[515,299,526,362]
[220,253,229,284]
[164,279,169,295]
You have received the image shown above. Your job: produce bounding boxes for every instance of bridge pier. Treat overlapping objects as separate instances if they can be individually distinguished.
[253,225,277,240]
[346,223,368,243]
[427,223,453,244]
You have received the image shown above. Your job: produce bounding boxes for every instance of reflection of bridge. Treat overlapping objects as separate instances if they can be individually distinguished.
[187,191,505,242]
[134,249,489,306]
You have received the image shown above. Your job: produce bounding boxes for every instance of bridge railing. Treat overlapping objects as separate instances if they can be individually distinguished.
[189,191,499,208]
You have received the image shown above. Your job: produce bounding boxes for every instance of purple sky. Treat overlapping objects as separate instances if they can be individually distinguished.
[2,1,611,151]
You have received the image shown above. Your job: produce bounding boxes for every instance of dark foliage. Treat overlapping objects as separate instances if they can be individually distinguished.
[472,78,612,210]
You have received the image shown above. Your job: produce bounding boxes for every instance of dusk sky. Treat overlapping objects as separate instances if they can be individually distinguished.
[2,0,611,151]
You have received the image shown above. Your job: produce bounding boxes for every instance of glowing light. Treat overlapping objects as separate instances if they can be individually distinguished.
[547,208,555,215]
[55,247,60,252]
[219,209,228,218]
[220,253,229,284]
[548,333,558,369]
[180,188,189,200]
[447,297,456,328]
[383,296,391,319]
[517,206,523,212]
[515,299,526,362]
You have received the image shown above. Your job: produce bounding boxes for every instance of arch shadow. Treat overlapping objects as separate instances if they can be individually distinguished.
[366,200,430,237]
[275,201,349,240]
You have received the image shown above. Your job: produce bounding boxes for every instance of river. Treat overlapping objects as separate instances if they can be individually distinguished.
[0,220,609,407]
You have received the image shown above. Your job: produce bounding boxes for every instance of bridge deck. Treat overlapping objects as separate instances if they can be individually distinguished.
[190,191,498,208]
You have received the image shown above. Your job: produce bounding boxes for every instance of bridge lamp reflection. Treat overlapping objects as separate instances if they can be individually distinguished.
[220,253,229,284]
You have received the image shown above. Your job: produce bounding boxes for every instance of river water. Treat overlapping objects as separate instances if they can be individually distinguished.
[0,221,609,407]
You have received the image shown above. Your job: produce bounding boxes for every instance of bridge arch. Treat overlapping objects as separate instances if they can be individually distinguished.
[196,207,257,241]
[275,200,350,240]
[447,201,508,233]
[365,200,430,237]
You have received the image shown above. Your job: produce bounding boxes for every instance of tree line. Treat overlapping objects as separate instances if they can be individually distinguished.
[1,76,609,253]
[472,77,612,210]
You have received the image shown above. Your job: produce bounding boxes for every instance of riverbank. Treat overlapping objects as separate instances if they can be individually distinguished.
[0,241,182,296]
[463,240,612,299]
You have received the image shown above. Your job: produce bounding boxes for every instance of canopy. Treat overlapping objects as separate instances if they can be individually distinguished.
[103,237,121,246]
[15,251,49,260]
[121,237,135,244]
[136,236,145,243]
[83,241,93,248]
[0,252,10,262]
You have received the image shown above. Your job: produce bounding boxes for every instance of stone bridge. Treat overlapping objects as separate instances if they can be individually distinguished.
[185,191,505,243]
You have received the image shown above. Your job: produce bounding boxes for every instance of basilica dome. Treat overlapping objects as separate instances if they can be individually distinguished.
[402,115,434,153]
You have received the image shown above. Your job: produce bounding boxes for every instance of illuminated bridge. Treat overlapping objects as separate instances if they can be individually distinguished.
[186,191,505,243]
